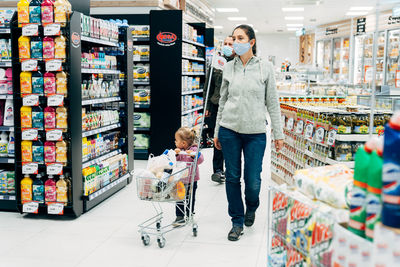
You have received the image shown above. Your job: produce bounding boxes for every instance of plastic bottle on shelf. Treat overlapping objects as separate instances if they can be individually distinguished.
[17,0,30,26]
[8,132,14,158]
[0,131,8,157]
[20,71,32,94]
[32,136,44,163]
[41,0,54,24]
[31,36,43,59]
[32,173,44,203]
[44,141,56,163]
[20,106,32,128]
[56,71,67,96]
[21,174,33,202]
[63,0,72,21]
[53,0,67,25]
[55,140,67,164]
[21,140,33,162]
[43,37,55,59]
[18,35,30,59]
[32,70,44,94]
[32,105,44,129]
[29,0,42,24]
[45,175,56,202]
[44,106,56,129]
[3,98,13,126]
[44,72,56,95]
[56,174,68,204]
[54,35,66,59]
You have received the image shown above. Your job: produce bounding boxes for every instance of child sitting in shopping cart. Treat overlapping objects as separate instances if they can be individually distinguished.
[173,126,204,227]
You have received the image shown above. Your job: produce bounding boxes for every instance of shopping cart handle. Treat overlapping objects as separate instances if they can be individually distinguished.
[178,151,201,158]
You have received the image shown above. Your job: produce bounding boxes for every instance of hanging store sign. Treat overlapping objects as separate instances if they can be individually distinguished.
[325,27,338,36]
[357,18,366,34]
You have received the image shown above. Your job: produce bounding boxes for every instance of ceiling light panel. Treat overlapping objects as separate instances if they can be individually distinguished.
[216,8,239,13]
[214,26,224,29]
[282,7,305,12]
[286,23,303,27]
[227,17,248,21]
[350,6,373,11]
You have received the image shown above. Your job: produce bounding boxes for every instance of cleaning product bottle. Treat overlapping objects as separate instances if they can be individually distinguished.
[7,132,14,158]
[32,69,44,95]
[32,173,44,203]
[32,137,44,163]
[54,0,67,25]
[41,0,54,24]
[0,131,8,157]
[382,111,400,229]
[20,71,32,94]
[56,106,67,129]
[44,72,56,95]
[43,37,54,59]
[3,98,14,126]
[54,35,66,59]
[32,106,43,129]
[45,175,56,202]
[55,140,67,164]
[44,106,56,128]
[29,0,42,24]
[18,35,30,59]
[21,140,32,162]
[30,36,43,59]
[56,71,67,96]
[56,174,68,204]
[17,0,30,26]
[20,106,32,128]
[44,141,55,163]
[21,174,33,202]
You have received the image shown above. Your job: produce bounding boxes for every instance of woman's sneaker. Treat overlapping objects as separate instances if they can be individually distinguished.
[172,216,185,227]
[227,226,243,241]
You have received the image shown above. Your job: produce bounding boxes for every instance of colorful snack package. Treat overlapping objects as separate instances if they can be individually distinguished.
[272,191,293,237]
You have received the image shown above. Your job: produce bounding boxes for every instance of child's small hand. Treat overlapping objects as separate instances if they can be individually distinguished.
[186,150,195,158]
[174,148,181,154]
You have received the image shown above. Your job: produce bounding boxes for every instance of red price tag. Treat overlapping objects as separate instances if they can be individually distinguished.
[22,128,39,140]
[22,163,39,174]
[47,202,64,215]
[23,202,39,213]
[46,163,63,175]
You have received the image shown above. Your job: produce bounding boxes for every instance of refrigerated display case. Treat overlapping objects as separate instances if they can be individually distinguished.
[386,29,400,87]
[323,40,332,76]
[332,37,350,82]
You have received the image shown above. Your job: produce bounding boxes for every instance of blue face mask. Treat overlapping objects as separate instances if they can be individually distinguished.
[233,42,251,56]
[222,45,233,57]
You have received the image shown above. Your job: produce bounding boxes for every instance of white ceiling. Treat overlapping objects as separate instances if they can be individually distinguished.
[207,0,400,35]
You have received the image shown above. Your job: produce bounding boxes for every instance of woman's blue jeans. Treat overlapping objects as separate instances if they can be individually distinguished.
[218,126,266,227]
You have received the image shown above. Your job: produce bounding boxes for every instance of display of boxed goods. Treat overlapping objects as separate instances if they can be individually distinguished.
[133,45,149,61]
[0,171,15,195]
[131,25,150,38]
[134,64,150,81]
[134,87,150,104]
[134,134,150,150]
[182,76,201,92]
[182,59,204,73]
[183,23,204,44]
[134,112,150,129]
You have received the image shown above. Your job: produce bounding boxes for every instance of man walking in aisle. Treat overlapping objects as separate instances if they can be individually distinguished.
[204,36,235,184]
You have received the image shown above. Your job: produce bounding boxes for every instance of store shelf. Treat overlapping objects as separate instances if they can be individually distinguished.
[182,39,205,47]
[0,126,14,131]
[86,173,130,201]
[182,106,203,115]
[132,36,150,42]
[81,35,119,47]
[133,80,150,85]
[335,134,373,142]
[0,158,14,163]
[82,96,121,105]
[0,60,11,67]
[0,94,13,99]
[82,149,122,169]
[326,158,355,168]
[134,103,150,109]
[134,127,150,132]
[182,89,203,95]
[182,55,205,62]
[0,28,10,34]
[81,68,121,75]
[134,149,149,160]
[0,195,16,201]
[82,123,121,138]
[182,72,205,76]
[133,58,150,62]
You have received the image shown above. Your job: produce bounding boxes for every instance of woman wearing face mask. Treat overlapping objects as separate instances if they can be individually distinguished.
[213,25,284,241]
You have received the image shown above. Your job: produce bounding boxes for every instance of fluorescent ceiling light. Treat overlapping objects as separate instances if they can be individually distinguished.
[346,11,368,16]
[285,16,304,20]
[214,25,223,29]
[282,7,304,12]
[350,6,373,11]
[216,8,239,13]
[286,24,303,27]
[287,28,301,31]
[228,17,247,21]
[236,23,254,27]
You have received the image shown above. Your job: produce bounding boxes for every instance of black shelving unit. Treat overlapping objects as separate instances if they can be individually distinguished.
[12,12,133,217]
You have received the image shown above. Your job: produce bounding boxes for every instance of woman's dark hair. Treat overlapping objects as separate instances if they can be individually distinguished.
[233,24,257,55]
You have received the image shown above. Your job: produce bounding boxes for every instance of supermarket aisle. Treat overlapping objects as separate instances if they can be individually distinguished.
[0,143,272,267]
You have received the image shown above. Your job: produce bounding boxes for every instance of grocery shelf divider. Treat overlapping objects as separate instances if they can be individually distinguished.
[80,35,119,47]
[182,38,205,47]
[82,96,121,105]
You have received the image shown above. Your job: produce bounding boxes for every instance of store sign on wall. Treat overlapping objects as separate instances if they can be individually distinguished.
[357,18,366,34]
[156,32,177,46]
[388,16,400,25]
[325,27,338,36]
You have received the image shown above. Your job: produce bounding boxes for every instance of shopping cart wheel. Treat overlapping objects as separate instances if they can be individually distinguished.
[141,234,150,246]
[157,236,166,248]
[192,223,198,237]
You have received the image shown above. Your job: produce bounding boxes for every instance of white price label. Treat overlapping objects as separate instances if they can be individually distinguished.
[23,202,39,213]
[326,129,337,146]
[46,59,62,72]
[46,129,63,141]
[23,94,39,106]
[296,120,304,134]
[47,163,63,175]
[47,203,64,215]
[22,24,39,36]
[315,127,325,143]
[22,129,38,140]
[287,117,294,131]
[21,59,38,71]
[47,94,64,106]
[44,23,61,36]
[22,163,39,174]
[304,123,314,139]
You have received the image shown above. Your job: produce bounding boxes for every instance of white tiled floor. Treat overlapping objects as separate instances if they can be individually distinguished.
[0,144,272,267]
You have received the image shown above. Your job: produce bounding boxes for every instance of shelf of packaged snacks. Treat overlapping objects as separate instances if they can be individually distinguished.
[133,80,150,85]
[325,157,355,168]
[134,103,150,109]
[182,89,203,96]
[82,149,122,169]
[182,106,203,115]
[0,94,13,100]
[81,35,119,47]
[134,127,150,132]
[85,173,130,201]
[132,37,150,42]
[82,96,121,105]
[0,27,10,34]
[82,123,121,138]
[81,68,121,75]
[0,126,14,131]
[182,55,205,62]
[0,158,14,164]
[0,60,11,67]
[182,72,205,76]
[182,38,205,47]
[0,195,16,201]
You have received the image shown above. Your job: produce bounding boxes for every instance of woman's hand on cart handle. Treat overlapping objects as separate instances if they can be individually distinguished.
[275,139,284,153]
[214,137,222,150]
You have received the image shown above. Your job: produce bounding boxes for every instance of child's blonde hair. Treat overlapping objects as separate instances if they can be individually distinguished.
[176,127,198,147]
